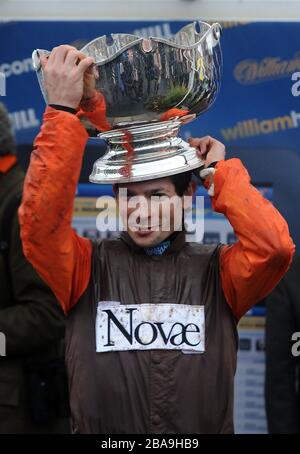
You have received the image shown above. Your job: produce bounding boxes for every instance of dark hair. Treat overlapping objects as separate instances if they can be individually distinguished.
[169,170,193,196]
[114,170,196,196]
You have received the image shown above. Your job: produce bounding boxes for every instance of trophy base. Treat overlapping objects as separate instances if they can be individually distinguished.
[89,120,204,184]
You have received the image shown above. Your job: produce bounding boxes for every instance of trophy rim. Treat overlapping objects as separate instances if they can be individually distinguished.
[80,21,222,66]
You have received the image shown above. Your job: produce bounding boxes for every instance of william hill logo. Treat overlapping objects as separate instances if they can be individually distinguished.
[234,54,300,85]
[221,110,300,141]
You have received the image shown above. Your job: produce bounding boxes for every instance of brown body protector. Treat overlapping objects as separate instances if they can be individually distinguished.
[65,231,238,434]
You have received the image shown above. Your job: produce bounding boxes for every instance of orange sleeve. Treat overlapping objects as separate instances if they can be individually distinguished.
[19,107,92,314]
[77,90,111,131]
[211,158,295,321]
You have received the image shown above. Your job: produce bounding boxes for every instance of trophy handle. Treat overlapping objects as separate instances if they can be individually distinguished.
[32,49,51,104]
[194,21,222,47]
[210,22,222,43]
[32,49,50,70]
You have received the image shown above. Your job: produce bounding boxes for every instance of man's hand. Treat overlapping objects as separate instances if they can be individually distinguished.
[40,45,95,109]
[189,136,225,168]
[82,61,98,100]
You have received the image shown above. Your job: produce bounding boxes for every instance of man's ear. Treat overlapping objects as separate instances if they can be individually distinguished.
[183,181,196,209]
[185,180,197,197]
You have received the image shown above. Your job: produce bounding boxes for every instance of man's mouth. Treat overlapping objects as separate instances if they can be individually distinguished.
[136,230,153,237]
[135,225,161,235]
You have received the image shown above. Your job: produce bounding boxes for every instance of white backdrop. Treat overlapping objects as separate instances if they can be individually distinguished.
[1,0,300,21]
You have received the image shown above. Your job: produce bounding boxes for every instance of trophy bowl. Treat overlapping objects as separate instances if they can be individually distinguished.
[32,21,222,183]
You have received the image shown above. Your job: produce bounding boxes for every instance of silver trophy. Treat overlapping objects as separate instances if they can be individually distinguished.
[32,21,222,183]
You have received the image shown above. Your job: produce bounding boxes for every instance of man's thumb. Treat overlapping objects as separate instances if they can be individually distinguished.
[40,55,48,70]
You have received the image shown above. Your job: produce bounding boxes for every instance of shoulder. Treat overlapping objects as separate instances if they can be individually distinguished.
[184,241,223,259]
[175,242,224,276]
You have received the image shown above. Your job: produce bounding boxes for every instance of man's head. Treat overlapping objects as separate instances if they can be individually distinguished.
[114,171,197,248]
[0,102,16,156]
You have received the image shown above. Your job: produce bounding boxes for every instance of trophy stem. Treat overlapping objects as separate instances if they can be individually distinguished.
[89,120,203,184]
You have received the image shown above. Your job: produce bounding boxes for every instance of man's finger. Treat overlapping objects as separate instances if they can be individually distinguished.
[189,138,209,154]
[77,56,95,75]
[76,51,89,61]
[64,49,84,67]
[189,136,210,147]
[50,45,77,66]
[40,55,48,70]
[189,137,201,146]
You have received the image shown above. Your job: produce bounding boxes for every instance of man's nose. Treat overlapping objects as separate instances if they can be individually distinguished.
[137,200,151,223]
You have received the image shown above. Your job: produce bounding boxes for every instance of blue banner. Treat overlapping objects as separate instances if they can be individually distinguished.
[1,21,300,150]
[1,20,299,247]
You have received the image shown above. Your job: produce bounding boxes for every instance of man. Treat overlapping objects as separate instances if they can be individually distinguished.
[265,255,300,433]
[0,102,69,433]
[19,45,294,434]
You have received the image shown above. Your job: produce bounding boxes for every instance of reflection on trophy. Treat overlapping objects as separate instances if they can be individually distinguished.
[32,21,222,183]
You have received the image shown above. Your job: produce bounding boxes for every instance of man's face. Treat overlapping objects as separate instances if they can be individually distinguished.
[115,177,195,248]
